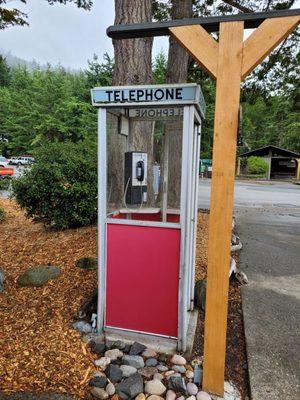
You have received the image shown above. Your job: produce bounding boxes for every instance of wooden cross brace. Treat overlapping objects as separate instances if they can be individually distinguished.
[170,15,299,396]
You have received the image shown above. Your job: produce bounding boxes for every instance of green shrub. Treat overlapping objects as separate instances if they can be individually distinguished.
[0,177,11,190]
[247,156,268,175]
[12,141,97,230]
[0,206,5,222]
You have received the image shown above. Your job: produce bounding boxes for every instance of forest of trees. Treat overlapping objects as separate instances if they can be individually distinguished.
[0,50,299,159]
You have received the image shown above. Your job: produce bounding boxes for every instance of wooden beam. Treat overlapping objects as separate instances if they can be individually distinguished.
[169,25,218,79]
[242,15,300,80]
[202,21,244,396]
[107,8,300,39]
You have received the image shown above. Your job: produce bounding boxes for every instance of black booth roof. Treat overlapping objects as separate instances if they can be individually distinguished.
[240,145,300,158]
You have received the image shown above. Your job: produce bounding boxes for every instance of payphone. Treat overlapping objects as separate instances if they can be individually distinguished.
[124,151,147,205]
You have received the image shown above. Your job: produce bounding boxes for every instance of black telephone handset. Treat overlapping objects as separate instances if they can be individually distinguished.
[136,160,144,182]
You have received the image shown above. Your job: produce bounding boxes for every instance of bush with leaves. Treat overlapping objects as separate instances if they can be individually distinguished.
[247,156,268,175]
[12,141,97,230]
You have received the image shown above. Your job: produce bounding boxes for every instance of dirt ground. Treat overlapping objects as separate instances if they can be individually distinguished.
[0,200,248,399]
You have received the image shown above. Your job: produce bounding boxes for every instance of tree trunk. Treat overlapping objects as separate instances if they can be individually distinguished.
[164,0,193,208]
[108,0,154,208]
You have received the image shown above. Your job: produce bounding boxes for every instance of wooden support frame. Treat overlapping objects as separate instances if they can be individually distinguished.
[107,10,300,397]
[170,15,300,396]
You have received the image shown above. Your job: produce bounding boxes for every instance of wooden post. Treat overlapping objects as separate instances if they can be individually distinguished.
[202,21,244,395]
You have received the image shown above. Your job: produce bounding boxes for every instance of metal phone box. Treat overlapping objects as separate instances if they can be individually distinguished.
[124,151,147,205]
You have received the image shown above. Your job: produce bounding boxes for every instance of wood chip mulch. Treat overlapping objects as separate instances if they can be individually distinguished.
[0,199,98,398]
[0,200,249,399]
[193,211,250,400]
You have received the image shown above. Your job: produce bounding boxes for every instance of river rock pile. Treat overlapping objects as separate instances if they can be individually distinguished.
[87,339,211,400]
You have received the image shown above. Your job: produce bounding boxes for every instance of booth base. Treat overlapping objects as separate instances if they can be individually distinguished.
[102,309,198,356]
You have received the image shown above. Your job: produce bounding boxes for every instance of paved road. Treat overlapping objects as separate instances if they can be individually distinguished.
[199,179,300,400]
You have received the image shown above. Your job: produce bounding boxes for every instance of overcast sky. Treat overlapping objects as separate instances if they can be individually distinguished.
[1,0,299,70]
[0,0,168,70]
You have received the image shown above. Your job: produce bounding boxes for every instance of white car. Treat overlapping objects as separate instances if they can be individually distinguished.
[9,156,35,166]
[0,156,10,168]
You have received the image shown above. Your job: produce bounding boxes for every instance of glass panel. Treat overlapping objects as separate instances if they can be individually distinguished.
[106,106,184,222]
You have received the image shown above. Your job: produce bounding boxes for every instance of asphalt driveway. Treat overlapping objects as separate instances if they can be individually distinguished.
[199,179,300,399]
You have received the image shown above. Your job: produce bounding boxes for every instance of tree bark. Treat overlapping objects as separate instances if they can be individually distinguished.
[109,0,154,208]
[164,0,193,208]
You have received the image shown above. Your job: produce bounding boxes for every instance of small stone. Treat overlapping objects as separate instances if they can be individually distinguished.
[91,387,109,400]
[89,376,107,388]
[123,344,131,353]
[153,373,164,381]
[177,397,185,400]
[185,370,194,379]
[106,383,116,396]
[129,342,147,355]
[94,357,111,369]
[93,371,106,378]
[196,392,211,400]
[165,370,175,377]
[105,349,123,361]
[73,321,92,334]
[122,355,145,369]
[166,390,176,400]
[111,395,119,400]
[145,380,167,396]
[168,376,187,395]
[146,358,158,367]
[147,396,164,400]
[138,366,158,379]
[186,365,193,372]
[173,365,186,373]
[167,373,181,379]
[187,383,198,396]
[157,364,168,372]
[170,354,187,366]
[106,364,123,383]
[90,341,106,355]
[120,365,137,377]
[193,366,203,385]
[116,372,144,399]
[142,348,158,358]
[135,394,146,400]
[186,396,196,400]
[76,257,98,270]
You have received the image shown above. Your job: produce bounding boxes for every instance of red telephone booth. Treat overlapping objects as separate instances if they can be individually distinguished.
[92,84,206,351]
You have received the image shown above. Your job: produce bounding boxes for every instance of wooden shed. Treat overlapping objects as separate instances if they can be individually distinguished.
[238,145,300,180]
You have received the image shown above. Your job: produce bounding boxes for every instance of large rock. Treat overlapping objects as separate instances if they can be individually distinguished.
[116,372,144,399]
[122,355,145,369]
[187,382,198,396]
[76,257,98,270]
[17,265,61,287]
[73,321,92,333]
[0,267,4,293]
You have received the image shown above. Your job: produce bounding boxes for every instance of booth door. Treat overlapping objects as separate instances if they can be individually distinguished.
[105,223,180,338]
